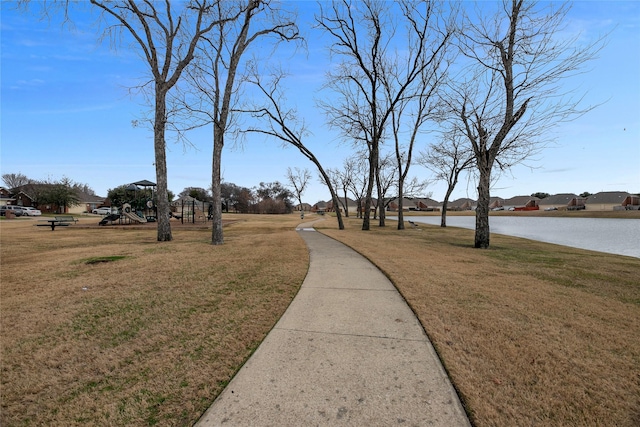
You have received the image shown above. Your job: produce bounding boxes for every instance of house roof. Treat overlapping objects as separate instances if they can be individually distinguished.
[1,186,15,201]
[449,197,476,207]
[76,189,104,203]
[585,191,630,204]
[389,197,414,206]
[504,195,540,206]
[540,193,579,205]
[339,197,360,207]
[415,197,441,207]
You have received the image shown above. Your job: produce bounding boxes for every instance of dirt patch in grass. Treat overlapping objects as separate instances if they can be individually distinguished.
[317,216,640,427]
[1,214,308,426]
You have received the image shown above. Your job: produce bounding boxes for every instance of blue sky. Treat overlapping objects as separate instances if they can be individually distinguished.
[1,1,638,204]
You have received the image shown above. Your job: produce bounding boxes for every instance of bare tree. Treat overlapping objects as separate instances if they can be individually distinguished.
[172,0,299,245]
[326,157,361,218]
[88,0,234,241]
[2,173,31,189]
[323,169,344,216]
[450,0,603,248]
[386,1,454,230]
[419,129,475,227]
[241,66,344,230]
[344,155,369,219]
[374,152,396,220]
[286,167,311,215]
[316,0,453,231]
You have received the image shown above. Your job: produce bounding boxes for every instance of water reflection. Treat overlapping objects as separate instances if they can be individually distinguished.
[405,216,640,258]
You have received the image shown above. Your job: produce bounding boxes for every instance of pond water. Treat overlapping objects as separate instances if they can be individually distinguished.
[404,216,640,258]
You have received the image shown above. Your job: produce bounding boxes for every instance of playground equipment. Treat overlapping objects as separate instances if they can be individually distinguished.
[122,203,147,223]
[98,213,120,226]
[171,198,214,224]
[98,180,157,226]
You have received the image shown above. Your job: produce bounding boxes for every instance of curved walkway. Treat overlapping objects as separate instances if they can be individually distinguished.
[195,219,470,426]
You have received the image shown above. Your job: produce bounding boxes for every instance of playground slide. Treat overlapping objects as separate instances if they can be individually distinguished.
[123,210,147,223]
[122,204,147,223]
[99,214,121,226]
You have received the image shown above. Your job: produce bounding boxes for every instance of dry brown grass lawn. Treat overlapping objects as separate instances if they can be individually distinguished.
[1,215,308,426]
[317,216,640,427]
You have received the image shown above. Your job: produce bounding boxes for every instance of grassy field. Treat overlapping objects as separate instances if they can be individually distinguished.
[1,215,308,426]
[2,212,639,426]
[317,215,640,427]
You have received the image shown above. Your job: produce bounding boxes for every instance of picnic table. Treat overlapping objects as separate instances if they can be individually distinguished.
[37,219,71,231]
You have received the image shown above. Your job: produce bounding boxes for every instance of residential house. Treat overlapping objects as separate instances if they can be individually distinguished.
[414,197,441,211]
[69,190,106,215]
[325,197,360,215]
[386,197,415,212]
[622,195,640,210]
[341,197,360,215]
[538,193,579,211]
[386,197,442,212]
[449,198,476,211]
[295,203,312,212]
[7,185,58,213]
[0,187,15,206]
[567,196,587,210]
[311,201,328,214]
[489,197,505,210]
[585,191,631,211]
[325,199,338,212]
[2,184,104,214]
[503,195,540,211]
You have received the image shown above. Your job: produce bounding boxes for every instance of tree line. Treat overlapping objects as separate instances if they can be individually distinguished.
[18,0,602,248]
[106,181,294,214]
[176,182,295,214]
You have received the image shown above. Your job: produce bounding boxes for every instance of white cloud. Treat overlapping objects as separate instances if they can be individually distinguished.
[9,79,45,90]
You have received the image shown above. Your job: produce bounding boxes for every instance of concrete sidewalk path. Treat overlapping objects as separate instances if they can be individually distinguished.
[195,220,470,426]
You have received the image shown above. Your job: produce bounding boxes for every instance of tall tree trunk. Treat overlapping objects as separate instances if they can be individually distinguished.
[343,189,349,218]
[397,178,405,230]
[475,164,491,248]
[211,128,224,244]
[362,142,378,231]
[154,88,172,242]
[375,160,385,226]
[317,167,344,230]
[377,180,385,227]
[441,187,454,228]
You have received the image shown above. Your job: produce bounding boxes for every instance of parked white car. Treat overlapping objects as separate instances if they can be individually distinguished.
[20,207,42,216]
[92,207,113,215]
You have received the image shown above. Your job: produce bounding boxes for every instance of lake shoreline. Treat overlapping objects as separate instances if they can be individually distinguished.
[392,214,640,258]
[396,209,640,219]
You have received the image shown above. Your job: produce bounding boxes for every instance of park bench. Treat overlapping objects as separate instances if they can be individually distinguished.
[55,215,78,224]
